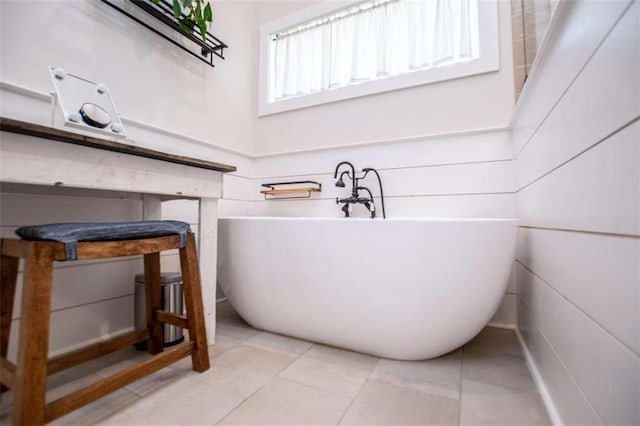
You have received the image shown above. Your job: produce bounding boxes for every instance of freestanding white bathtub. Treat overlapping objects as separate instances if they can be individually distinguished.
[217,217,517,360]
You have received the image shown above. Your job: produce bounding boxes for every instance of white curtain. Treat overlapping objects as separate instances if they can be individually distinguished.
[271,0,480,101]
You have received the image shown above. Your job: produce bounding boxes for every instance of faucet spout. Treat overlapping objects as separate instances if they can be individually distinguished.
[333,161,357,197]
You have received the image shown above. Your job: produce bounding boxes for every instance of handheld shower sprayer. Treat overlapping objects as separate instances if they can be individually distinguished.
[362,167,386,219]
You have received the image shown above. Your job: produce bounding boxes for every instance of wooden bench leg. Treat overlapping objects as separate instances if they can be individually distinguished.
[143,252,164,355]
[179,234,210,372]
[13,243,54,426]
[1,249,19,395]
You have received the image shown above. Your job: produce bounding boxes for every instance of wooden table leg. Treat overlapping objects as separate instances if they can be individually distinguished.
[198,197,217,344]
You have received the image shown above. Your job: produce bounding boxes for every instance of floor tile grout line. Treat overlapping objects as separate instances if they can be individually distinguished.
[168,326,289,425]
[462,333,544,392]
[213,335,312,425]
[278,341,377,399]
[270,375,359,425]
[228,328,383,425]
[334,357,381,424]
[211,321,270,425]
[178,325,296,424]
[211,384,248,426]
[335,377,370,425]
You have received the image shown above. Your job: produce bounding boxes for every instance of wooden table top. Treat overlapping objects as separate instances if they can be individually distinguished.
[0,117,237,173]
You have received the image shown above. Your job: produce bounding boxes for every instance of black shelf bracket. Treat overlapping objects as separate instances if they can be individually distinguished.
[101,0,228,68]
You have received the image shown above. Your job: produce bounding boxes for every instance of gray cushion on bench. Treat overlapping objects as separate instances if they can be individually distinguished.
[15,220,191,261]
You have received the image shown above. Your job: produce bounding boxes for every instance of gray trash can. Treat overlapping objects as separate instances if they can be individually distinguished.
[134,272,184,349]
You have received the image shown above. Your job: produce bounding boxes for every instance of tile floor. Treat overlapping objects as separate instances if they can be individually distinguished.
[1,316,551,425]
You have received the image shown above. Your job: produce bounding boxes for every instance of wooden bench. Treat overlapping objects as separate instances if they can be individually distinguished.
[0,221,210,425]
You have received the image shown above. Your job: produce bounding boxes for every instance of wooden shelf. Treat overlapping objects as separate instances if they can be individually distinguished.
[260,181,322,199]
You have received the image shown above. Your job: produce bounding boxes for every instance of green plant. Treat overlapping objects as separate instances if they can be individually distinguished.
[151,0,213,41]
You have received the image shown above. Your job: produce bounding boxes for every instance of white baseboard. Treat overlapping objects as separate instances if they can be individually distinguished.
[487,322,516,329]
[515,327,564,426]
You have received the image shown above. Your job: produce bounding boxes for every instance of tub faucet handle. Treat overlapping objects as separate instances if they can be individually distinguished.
[363,200,376,219]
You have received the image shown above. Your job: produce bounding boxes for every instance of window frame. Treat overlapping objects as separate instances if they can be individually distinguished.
[258,0,500,116]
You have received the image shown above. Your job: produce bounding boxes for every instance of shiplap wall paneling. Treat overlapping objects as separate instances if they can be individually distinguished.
[513,1,639,424]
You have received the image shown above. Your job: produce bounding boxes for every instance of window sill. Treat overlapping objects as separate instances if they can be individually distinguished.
[258,55,500,116]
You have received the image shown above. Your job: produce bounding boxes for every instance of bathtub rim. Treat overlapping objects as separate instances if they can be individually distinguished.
[219,216,518,223]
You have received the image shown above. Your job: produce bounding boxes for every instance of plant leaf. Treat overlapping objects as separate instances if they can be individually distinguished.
[204,3,212,22]
[182,0,193,8]
[172,0,182,18]
[179,17,195,33]
[150,0,160,4]
[198,19,207,40]
[192,0,206,39]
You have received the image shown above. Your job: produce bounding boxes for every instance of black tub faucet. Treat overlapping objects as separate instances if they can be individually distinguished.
[333,162,386,219]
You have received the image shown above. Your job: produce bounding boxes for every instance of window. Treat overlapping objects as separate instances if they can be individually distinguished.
[259,0,499,115]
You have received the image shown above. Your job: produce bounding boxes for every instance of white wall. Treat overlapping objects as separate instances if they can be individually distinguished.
[0,0,256,154]
[250,131,514,219]
[511,0,639,424]
[252,0,516,154]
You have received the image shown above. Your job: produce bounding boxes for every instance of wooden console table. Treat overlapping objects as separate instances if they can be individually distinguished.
[0,117,236,343]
